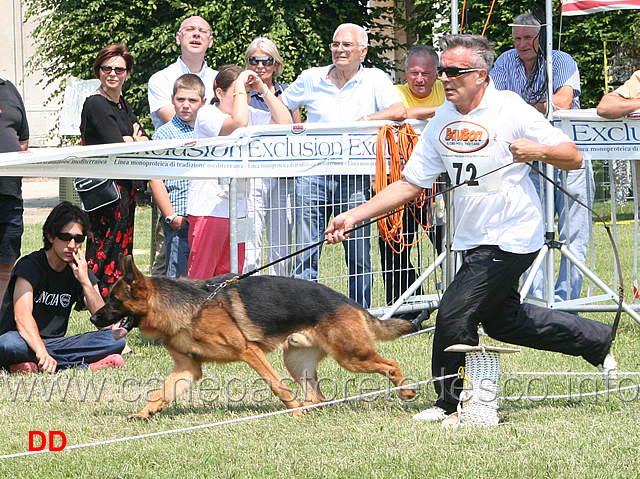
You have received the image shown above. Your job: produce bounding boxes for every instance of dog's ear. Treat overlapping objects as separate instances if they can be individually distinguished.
[122,254,140,282]
[119,253,128,274]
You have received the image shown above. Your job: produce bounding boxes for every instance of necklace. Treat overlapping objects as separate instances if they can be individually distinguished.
[101,85,121,105]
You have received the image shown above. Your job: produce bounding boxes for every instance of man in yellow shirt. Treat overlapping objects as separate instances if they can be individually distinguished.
[379,45,446,316]
[395,45,445,119]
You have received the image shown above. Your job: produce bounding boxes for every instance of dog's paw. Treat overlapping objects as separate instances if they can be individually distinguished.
[398,387,417,401]
[127,411,153,420]
[287,332,315,348]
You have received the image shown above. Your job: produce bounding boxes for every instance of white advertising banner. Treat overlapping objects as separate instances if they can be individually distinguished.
[0,121,422,180]
[3,113,638,180]
[556,109,640,161]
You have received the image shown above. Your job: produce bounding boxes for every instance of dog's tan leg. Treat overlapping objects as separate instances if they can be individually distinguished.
[333,352,417,401]
[129,351,203,420]
[284,335,326,406]
[239,343,304,415]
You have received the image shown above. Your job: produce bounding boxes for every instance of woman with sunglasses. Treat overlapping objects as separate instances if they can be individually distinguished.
[80,44,149,298]
[244,37,299,121]
[242,38,299,276]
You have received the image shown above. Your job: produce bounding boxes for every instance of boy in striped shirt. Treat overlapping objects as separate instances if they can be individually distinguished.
[149,74,206,278]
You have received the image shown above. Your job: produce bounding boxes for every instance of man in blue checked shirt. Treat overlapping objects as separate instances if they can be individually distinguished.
[490,12,594,303]
[149,74,206,278]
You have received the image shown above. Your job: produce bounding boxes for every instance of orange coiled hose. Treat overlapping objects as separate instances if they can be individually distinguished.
[375,123,439,254]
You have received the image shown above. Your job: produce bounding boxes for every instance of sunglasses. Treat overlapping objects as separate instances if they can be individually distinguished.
[437,67,482,78]
[248,56,274,66]
[100,65,128,75]
[56,232,86,243]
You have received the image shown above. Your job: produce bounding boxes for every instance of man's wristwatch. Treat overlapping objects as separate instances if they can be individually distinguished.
[165,213,178,224]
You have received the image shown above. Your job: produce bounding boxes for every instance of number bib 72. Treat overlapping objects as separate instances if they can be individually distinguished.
[437,120,502,197]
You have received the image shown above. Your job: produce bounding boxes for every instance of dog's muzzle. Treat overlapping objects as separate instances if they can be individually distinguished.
[90,304,135,329]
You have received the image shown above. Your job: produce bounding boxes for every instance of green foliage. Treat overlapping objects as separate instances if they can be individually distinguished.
[561,10,640,105]
[25,0,640,127]
[24,0,401,133]
[404,0,640,108]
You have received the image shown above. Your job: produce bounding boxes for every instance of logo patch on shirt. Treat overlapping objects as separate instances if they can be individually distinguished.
[439,121,489,153]
[34,291,72,308]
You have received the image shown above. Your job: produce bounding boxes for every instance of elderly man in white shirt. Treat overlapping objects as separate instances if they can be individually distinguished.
[281,23,406,308]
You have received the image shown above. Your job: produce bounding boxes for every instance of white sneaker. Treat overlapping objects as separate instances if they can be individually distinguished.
[598,350,617,389]
[441,412,460,428]
[413,406,447,421]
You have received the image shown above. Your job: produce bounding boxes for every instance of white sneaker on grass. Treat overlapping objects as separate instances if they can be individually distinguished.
[413,406,447,421]
[598,350,617,389]
[441,411,460,427]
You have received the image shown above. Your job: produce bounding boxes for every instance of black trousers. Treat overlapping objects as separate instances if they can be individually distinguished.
[432,245,612,413]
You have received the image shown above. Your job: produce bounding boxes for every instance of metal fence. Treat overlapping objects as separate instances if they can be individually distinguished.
[235,173,447,317]
[230,158,640,322]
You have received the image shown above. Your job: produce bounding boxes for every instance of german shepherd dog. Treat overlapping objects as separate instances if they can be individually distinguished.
[91,255,417,419]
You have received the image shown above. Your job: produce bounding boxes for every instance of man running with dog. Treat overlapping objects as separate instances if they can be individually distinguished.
[325,34,616,425]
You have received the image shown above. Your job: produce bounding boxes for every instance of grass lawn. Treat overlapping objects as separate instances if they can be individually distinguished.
[1,204,639,477]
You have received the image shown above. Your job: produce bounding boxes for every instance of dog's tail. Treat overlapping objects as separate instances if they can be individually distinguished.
[367,314,417,340]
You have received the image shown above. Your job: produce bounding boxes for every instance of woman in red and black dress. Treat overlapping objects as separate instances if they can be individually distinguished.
[80,44,149,298]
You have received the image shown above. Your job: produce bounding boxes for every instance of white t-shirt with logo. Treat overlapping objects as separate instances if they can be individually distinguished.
[403,81,572,254]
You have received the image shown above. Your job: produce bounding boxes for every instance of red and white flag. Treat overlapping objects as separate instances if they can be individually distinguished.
[562,0,640,16]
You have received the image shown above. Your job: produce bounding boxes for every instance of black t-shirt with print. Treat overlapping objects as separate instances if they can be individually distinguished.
[0,249,97,338]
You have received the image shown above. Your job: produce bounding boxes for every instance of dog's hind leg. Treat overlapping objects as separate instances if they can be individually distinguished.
[239,342,304,415]
[129,351,203,420]
[284,333,327,406]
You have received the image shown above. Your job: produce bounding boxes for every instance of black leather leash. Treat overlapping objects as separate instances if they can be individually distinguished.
[215,158,625,342]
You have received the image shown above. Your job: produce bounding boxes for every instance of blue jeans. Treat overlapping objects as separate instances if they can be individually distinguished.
[0,329,126,370]
[162,219,190,279]
[529,161,595,301]
[293,175,372,308]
